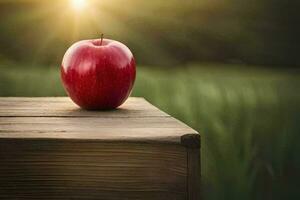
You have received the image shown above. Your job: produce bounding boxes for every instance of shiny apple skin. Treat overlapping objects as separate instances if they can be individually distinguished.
[61,39,136,110]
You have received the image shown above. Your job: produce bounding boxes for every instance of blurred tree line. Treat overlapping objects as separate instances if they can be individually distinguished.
[0,0,299,67]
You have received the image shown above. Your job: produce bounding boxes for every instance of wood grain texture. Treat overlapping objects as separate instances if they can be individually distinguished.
[0,97,200,148]
[0,97,201,199]
[0,97,168,117]
[0,140,187,200]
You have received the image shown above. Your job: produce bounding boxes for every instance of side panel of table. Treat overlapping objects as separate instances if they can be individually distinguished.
[0,139,187,200]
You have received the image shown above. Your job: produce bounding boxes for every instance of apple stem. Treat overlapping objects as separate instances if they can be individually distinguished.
[100,34,104,46]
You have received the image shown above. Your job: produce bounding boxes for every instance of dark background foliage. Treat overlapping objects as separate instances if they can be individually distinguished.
[0,0,299,66]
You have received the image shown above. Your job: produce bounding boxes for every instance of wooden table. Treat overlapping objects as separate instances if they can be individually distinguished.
[0,97,200,200]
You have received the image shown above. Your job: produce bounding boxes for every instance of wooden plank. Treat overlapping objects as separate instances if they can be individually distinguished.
[187,147,201,200]
[0,117,197,146]
[0,97,169,117]
[0,116,185,129]
[0,97,201,199]
[0,140,187,200]
[0,97,200,147]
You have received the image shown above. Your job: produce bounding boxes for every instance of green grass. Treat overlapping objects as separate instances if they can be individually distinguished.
[1,63,300,199]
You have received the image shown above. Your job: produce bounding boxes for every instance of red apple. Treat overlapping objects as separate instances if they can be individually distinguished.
[61,38,136,110]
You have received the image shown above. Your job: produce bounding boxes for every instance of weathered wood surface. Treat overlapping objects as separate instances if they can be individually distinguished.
[0,97,168,117]
[0,97,201,200]
[0,97,199,147]
[0,141,187,200]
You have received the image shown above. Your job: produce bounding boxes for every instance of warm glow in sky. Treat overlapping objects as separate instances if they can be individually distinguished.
[70,0,87,11]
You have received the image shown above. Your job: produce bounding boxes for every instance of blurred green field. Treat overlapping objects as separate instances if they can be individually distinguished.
[0,63,300,199]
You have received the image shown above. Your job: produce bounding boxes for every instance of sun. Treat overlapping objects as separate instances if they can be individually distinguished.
[70,0,87,11]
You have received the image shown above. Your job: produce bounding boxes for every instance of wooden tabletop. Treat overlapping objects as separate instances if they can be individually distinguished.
[0,97,200,148]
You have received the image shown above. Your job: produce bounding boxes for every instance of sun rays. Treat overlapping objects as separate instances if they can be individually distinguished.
[0,0,169,64]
